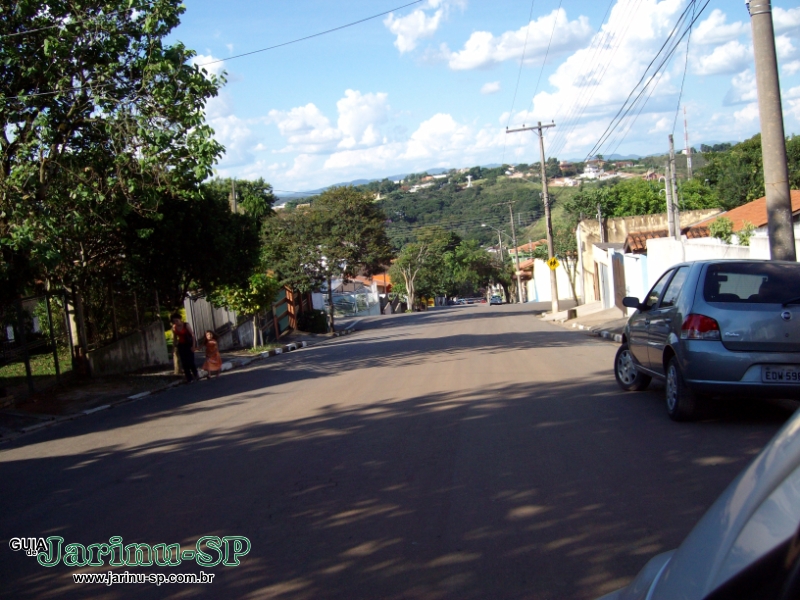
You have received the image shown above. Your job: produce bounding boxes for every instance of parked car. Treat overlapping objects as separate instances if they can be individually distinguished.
[489,295,503,305]
[614,260,800,421]
[598,404,800,600]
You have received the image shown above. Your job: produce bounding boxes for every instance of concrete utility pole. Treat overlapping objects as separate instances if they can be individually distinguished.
[496,203,524,304]
[748,0,796,261]
[597,203,605,243]
[506,121,558,313]
[230,178,238,213]
[683,106,693,180]
[668,135,681,240]
[664,164,675,239]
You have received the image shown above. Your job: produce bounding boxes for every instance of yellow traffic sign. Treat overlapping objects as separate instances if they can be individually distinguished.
[547,257,560,270]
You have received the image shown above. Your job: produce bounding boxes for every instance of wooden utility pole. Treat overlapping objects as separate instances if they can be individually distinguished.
[748,0,796,260]
[506,121,558,313]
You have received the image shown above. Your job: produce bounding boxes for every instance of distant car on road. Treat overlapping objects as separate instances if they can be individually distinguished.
[598,404,800,600]
[614,260,800,421]
[489,295,503,305]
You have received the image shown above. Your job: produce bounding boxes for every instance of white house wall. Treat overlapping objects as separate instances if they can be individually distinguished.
[527,260,576,302]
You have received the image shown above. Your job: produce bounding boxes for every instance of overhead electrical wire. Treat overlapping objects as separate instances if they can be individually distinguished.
[1,0,424,102]
[671,0,695,135]
[198,0,423,67]
[502,0,538,165]
[582,0,710,162]
[547,0,641,159]
[530,0,564,103]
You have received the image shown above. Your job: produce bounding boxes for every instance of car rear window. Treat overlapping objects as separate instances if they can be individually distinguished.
[703,262,800,303]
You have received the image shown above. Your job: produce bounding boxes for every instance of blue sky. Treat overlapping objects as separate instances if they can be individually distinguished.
[172,0,800,194]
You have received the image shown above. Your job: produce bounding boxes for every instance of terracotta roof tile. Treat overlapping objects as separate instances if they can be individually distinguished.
[691,190,800,232]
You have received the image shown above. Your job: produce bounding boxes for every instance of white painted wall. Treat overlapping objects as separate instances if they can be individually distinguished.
[527,260,576,302]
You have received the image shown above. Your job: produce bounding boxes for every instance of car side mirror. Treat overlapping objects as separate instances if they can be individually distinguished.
[622,296,642,310]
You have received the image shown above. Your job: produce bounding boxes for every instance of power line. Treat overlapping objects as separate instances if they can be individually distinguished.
[530,0,564,103]
[1,1,423,102]
[671,0,695,136]
[502,0,537,165]
[198,0,423,67]
[583,0,710,161]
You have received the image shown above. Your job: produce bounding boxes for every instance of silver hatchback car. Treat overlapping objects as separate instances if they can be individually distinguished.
[614,260,800,420]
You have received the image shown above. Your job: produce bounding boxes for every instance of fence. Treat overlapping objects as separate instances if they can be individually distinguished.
[0,293,74,404]
[325,287,381,318]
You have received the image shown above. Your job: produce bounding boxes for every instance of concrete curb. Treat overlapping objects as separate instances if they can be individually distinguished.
[571,322,623,343]
[1,328,358,440]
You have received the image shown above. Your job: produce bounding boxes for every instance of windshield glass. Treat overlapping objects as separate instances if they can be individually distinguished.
[704,262,800,303]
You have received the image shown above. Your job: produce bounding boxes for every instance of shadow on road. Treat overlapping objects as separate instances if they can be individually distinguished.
[0,351,793,600]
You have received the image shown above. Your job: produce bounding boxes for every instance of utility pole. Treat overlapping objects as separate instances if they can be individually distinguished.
[507,121,558,313]
[668,135,681,240]
[748,0,796,261]
[683,106,693,180]
[664,163,675,238]
[230,178,238,213]
[496,202,524,304]
[597,203,605,243]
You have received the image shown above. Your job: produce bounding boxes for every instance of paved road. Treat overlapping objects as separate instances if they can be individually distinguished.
[0,304,794,600]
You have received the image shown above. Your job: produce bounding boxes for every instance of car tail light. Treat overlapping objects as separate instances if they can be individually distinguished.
[680,314,721,340]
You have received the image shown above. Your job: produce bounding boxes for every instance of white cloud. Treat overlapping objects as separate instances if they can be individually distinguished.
[336,90,390,149]
[784,60,800,76]
[528,0,688,155]
[481,81,501,94]
[776,35,797,61]
[191,54,226,78]
[403,113,472,160]
[692,40,751,76]
[446,8,592,70]
[691,9,748,46]
[724,69,757,105]
[733,102,759,125]
[773,7,800,36]
[267,103,341,154]
[383,0,464,53]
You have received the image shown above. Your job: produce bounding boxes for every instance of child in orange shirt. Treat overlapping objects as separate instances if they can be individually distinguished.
[202,331,222,380]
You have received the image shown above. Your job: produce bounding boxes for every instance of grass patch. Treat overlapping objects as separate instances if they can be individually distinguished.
[0,346,72,386]
[245,343,284,355]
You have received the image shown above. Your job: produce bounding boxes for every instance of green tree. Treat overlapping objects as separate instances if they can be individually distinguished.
[264,187,393,331]
[709,217,734,244]
[207,272,281,347]
[123,182,263,311]
[0,0,223,305]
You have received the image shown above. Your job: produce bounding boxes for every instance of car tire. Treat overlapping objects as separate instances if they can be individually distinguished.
[614,343,651,391]
[665,357,702,421]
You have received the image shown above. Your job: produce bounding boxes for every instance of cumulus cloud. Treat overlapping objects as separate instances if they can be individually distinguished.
[724,69,757,105]
[733,102,759,125]
[692,40,751,76]
[527,0,688,155]
[784,60,800,76]
[403,113,472,160]
[691,9,748,46]
[776,35,797,61]
[336,90,390,149]
[266,104,341,154]
[481,81,501,94]
[191,54,226,78]
[445,8,592,70]
[773,7,800,36]
[384,0,464,53]
[204,93,259,169]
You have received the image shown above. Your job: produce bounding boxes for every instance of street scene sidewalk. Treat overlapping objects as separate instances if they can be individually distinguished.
[0,325,358,441]
[547,306,629,343]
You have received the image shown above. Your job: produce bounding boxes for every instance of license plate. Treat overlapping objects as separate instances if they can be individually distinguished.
[762,365,800,383]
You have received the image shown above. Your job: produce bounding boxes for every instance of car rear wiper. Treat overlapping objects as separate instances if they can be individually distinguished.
[782,296,800,306]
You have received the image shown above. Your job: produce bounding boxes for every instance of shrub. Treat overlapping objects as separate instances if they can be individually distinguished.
[710,217,734,244]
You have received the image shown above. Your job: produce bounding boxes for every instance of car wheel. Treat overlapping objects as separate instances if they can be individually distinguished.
[665,357,701,421]
[614,343,651,391]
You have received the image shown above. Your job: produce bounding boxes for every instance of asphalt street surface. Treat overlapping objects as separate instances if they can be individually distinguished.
[1,304,795,599]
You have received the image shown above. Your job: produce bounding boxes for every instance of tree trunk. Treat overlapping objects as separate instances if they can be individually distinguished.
[566,259,580,306]
[327,275,335,333]
[252,316,258,349]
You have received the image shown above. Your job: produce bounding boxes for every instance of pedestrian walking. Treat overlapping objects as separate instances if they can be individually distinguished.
[202,330,222,380]
[171,313,198,382]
